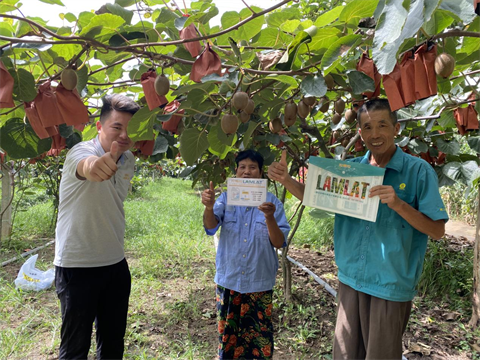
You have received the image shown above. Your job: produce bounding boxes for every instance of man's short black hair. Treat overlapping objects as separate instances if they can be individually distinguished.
[99,94,140,123]
[235,149,264,170]
[357,99,397,125]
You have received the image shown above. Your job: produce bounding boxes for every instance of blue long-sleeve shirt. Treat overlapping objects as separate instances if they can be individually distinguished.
[205,192,291,293]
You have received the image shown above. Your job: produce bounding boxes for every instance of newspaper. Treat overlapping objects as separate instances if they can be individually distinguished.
[303,157,385,222]
[226,178,267,207]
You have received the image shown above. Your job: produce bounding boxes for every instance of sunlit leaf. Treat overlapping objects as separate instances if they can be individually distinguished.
[347,71,375,94]
[127,106,160,142]
[8,68,37,102]
[179,127,209,166]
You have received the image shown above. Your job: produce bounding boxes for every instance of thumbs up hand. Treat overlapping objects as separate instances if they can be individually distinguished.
[268,150,289,184]
[83,141,120,182]
[201,181,216,210]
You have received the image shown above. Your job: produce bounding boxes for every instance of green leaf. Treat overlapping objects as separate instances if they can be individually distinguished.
[39,0,64,5]
[321,34,362,69]
[461,161,480,182]
[407,138,428,154]
[127,106,160,142]
[76,63,89,93]
[315,7,344,28]
[152,135,169,155]
[266,74,298,88]
[300,75,327,98]
[347,71,375,94]
[252,28,292,48]
[66,132,82,149]
[115,0,136,7]
[8,68,37,102]
[467,137,480,153]
[436,138,460,155]
[106,3,134,24]
[240,121,260,149]
[437,110,455,129]
[0,118,52,159]
[80,14,125,39]
[275,30,312,71]
[179,128,209,166]
[174,17,189,31]
[308,28,341,52]
[442,161,462,181]
[266,8,301,28]
[373,0,408,47]
[439,0,476,24]
[208,126,234,159]
[82,123,98,141]
[339,0,379,25]
[59,124,74,138]
[423,9,455,35]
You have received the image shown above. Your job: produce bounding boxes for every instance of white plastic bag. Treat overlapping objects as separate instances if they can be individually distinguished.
[14,254,55,291]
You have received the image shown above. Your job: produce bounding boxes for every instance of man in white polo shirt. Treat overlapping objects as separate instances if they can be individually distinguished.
[54,94,140,359]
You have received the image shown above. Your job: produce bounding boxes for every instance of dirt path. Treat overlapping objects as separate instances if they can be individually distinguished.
[445,220,476,242]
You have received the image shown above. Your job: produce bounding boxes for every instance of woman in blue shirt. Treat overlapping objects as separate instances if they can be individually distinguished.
[202,150,291,360]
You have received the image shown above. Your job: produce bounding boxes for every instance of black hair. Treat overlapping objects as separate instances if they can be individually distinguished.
[357,99,397,125]
[99,94,140,123]
[235,149,264,171]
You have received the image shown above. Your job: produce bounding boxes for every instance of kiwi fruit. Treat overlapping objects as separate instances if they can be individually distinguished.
[154,75,170,96]
[324,74,335,89]
[244,99,255,115]
[319,99,330,113]
[61,69,78,91]
[297,101,310,118]
[284,102,297,124]
[341,138,350,147]
[221,114,239,135]
[345,109,357,124]
[269,118,283,133]
[232,91,249,111]
[334,99,345,114]
[332,113,342,125]
[434,53,455,78]
[302,96,316,107]
[333,130,341,139]
[239,111,250,123]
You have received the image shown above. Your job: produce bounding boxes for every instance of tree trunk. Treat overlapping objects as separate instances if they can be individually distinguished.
[469,189,480,327]
[282,257,292,302]
[1,162,14,243]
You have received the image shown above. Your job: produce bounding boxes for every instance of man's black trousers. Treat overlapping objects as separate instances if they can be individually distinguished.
[55,258,131,360]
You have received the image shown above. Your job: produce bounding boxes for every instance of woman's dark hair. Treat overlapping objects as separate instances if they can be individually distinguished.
[99,94,140,123]
[235,149,264,170]
[357,98,397,125]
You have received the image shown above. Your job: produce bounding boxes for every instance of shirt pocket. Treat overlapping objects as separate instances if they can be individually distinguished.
[378,191,415,229]
[254,216,269,242]
[222,209,237,233]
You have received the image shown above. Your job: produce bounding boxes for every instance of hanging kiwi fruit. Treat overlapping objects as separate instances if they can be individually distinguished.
[243,99,255,115]
[297,101,310,119]
[269,117,283,133]
[60,68,78,91]
[239,111,250,123]
[334,99,345,114]
[284,102,297,126]
[345,109,357,124]
[154,74,170,96]
[434,53,455,78]
[221,114,239,135]
[332,113,342,125]
[324,74,335,89]
[232,91,249,111]
[302,96,316,107]
[319,97,330,113]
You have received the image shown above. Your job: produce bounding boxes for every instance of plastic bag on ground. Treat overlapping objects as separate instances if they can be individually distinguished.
[14,254,55,291]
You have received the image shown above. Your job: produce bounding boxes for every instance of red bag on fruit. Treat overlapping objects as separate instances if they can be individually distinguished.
[180,23,202,58]
[454,105,479,135]
[47,132,66,156]
[35,81,65,127]
[140,70,168,111]
[190,44,223,83]
[423,43,438,97]
[382,64,405,111]
[0,60,15,108]
[24,102,58,139]
[356,53,381,99]
[413,44,431,100]
[134,139,155,156]
[399,51,416,106]
[162,100,184,134]
[55,83,90,126]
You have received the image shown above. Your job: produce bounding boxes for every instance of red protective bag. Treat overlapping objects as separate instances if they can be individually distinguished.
[190,44,223,83]
[0,60,15,108]
[454,105,479,135]
[414,44,431,100]
[140,70,168,111]
[179,23,202,58]
[423,43,438,97]
[55,83,90,126]
[134,140,155,156]
[24,102,58,139]
[35,81,65,127]
[47,132,66,157]
[382,64,405,111]
[399,51,416,106]
[356,53,381,99]
[162,100,184,134]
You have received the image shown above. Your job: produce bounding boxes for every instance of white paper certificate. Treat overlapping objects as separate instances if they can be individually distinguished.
[226,178,267,207]
[303,157,385,222]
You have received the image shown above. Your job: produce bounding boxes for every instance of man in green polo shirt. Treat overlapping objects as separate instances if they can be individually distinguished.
[268,99,448,359]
